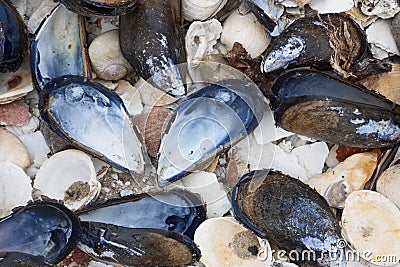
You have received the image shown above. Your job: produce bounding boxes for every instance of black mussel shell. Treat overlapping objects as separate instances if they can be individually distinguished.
[59,0,137,16]
[0,201,81,264]
[76,189,206,239]
[242,0,276,32]
[79,222,201,266]
[232,170,342,256]
[270,69,400,148]
[0,0,28,72]
[261,14,366,77]
[0,252,52,267]
[120,0,186,96]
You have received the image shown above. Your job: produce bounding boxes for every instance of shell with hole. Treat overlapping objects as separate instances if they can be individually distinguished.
[182,0,228,21]
[221,10,271,58]
[0,161,32,217]
[342,190,400,266]
[0,128,30,170]
[194,217,272,267]
[89,30,133,81]
[377,164,400,209]
[34,149,101,211]
[305,150,379,208]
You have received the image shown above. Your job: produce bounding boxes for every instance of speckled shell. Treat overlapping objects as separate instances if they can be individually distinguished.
[59,0,137,16]
[270,69,400,148]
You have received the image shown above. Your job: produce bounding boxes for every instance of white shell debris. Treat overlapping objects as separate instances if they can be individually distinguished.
[180,171,231,218]
[0,71,33,105]
[0,128,30,170]
[89,30,133,81]
[359,0,400,19]
[115,80,143,116]
[377,165,400,209]
[0,161,32,217]
[194,217,271,267]
[26,0,59,34]
[221,11,271,58]
[253,110,293,145]
[342,190,400,266]
[135,78,176,107]
[366,19,400,59]
[306,150,379,208]
[34,150,101,211]
[308,0,354,14]
[182,0,228,21]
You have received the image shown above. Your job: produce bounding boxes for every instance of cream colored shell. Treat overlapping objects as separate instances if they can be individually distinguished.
[377,165,400,209]
[34,149,101,211]
[342,190,400,266]
[221,11,271,58]
[89,29,133,81]
[0,128,30,170]
[183,0,227,21]
[0,72,33,105]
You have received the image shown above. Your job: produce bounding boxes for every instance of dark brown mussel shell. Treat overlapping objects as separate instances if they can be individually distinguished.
[232,170,342,258]
[270,69,400,148]
[79,222,201,266]
[0,201,81,264]
[261,14,366,77]
[120,0,186,96]
[0,0,28,72]
[59,0,137,16]
[0,252,52,267]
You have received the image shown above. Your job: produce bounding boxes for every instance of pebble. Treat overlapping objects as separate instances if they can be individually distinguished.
[0,99,30,126]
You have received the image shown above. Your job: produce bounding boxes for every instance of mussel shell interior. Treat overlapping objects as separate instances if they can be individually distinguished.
[0,201,81,264]
[76,189,206,239]
[39,75,148,175]
[232,170,342,253]
[59,0,137,16]
[79,222,201,266]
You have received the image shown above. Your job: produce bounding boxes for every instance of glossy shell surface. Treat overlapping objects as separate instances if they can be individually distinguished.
[59,0,137,16]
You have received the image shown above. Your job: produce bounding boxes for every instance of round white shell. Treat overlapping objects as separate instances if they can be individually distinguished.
[377,165,400,209]
[182,0,227,21]
[34,149,101,211]
[89,29,133,81]
[194,217,272,267]
[221,10,271,58]
[0,128,30,170]
[342,190,400,266]
[0,161,32,217]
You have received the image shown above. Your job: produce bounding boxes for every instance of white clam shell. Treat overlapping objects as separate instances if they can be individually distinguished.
[0,128,30,170]
[0,161,32,217]
[34,149,101,211]
[342,190,400,266]
[377,165,400,209]
[89,29,133,81]
[306,150,379,208]
[182,0,227,21]
[221,10,271,58]
[194,217,272,267]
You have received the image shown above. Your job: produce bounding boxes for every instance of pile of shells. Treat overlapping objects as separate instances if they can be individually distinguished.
[1,0,400,266]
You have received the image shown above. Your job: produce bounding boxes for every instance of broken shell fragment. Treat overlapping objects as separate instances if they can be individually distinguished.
[232,171,343,262]
[221,10,271,58]
[79,222,201,266]
[89,30,133,81]
[0,161,32,218]
[342,190,400,266]
[306,150,379,208]
[0,128,30,170]
[377,165,400,208]
[308,0,354,14]
[0,70,33,105]
[39,75,149,176]
[366,19,400,59]
[358,0,400,19]
[241,0,280,33]
[59,0,137,16]
[0,201,81,264]
[194,217,270,267]
[270,69,400,148]
[392,13,400,50]
[182,0,228,21]
[34,149,101,211]
[157,79,265,186]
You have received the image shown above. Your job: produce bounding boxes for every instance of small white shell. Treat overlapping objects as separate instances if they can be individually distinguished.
[194,217,272,267]
[34,149,101,211]
[308,0,354,14]
[377,165,400,209]
[182,0,227,21]
[366,19,400,59]
[342,190,400,266]
[221,11,271,58]
[89,30,133,81]
[0,128,30,170]
[306,150,379,208]
[0,161,32,217]
[358,0,400,19]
